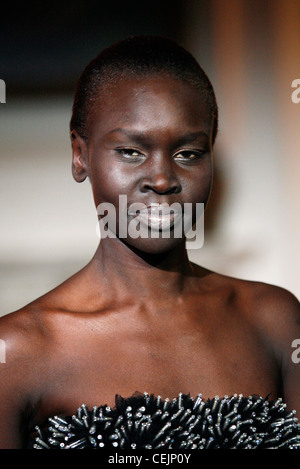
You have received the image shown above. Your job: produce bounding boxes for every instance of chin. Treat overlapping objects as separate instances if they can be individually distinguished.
[120,235,186,256]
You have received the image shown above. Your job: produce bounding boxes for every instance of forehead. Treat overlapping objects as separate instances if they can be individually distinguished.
[87,76,212,140]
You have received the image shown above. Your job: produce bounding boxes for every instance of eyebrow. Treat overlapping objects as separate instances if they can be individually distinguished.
[104,128,209,145]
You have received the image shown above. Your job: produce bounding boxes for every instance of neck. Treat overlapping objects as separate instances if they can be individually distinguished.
[88,236,198,303]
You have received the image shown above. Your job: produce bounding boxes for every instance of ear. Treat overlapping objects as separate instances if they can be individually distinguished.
[71,130,90,183]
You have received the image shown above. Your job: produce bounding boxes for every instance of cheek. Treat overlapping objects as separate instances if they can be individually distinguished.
[90,159,128,207]
[185,160,213,204]
[202,164,213,200]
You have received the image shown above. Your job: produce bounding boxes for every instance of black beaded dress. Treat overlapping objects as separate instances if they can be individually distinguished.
[29,392,300,449]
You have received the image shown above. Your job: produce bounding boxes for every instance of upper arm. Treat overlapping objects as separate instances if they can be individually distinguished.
[255,285,300,415]
[278,292,300,415]
[0,364,26,448]
[0,312,43,448]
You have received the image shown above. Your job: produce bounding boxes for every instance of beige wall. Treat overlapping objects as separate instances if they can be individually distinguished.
[0,97,99,314]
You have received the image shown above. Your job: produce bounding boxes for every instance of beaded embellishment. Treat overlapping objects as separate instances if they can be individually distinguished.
[32,392,300,449]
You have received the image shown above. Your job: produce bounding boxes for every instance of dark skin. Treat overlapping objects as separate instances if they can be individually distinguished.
[0,75,300,449]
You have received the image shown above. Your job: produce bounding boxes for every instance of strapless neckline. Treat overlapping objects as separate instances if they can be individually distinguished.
[30,392,300,450]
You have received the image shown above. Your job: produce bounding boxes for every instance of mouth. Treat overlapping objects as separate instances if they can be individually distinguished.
[128,203,183,231]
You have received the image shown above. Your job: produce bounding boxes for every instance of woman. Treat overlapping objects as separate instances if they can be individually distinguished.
[0,36,299,450]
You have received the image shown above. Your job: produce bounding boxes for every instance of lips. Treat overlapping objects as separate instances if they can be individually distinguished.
[128,203,183,231]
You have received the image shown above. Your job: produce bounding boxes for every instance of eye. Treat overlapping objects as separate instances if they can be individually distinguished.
[116,148,144,159]
[174,150,205,161]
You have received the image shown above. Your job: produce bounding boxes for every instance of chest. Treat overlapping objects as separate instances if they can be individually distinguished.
[38,310,279,423]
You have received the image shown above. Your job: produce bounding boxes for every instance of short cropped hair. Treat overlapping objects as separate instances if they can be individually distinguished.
[70,35,218,143]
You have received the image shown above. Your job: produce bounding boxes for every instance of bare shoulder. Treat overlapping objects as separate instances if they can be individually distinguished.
[0,262,108,361]
[0,302,59,447]
[248,280,300,357]
[0,303,55,387]
[1,299,53,349]
[206,268,299,316]
[239,279,300,414]
[208,269,300,352]
[237,277,300,333]
[0,288,75,387]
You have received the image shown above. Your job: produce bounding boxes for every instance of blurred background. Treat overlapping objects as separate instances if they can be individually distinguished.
[0,0,299,316]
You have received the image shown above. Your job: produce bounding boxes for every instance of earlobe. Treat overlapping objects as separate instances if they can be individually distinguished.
[71,130,90,183]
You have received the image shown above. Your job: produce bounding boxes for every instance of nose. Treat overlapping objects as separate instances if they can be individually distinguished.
[138,155,182,195]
